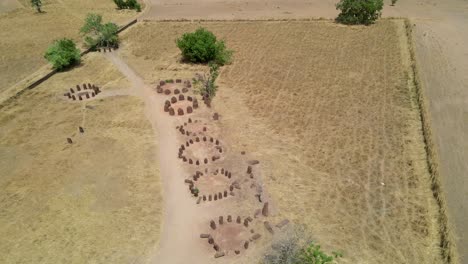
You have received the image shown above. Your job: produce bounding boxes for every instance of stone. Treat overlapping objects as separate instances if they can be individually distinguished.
[236,216,241,224]
[67,138,73,144]
[193,99,199,109]
[208,195,212,201]
[169,108,175,116]
[210,220,216,230]
[246,217,253,222]
[252,234,261,240]
[213,113,219,120]
[179,94,185,101]
[196,160,200,165]
[214,252,225,258]
[85,93,90,99]
[262,202,269,217]
[264,221,274,234]
[187,95,192,101]
[248,160,260,165]
[203,127,207,131]
[227,215,232,222]
[276,219,290,228]
[176,79,182,83]
[244,219,249,227]
[210,137,214,143]
[224,190,228,197]
[200,234,210,238]
[204,158,208,164]
[218,192,222,199]
[203,195,206,201]
[208,236,214,244]
[182,87,189,93]
[230,191,235,196]
[213,243,220,251]
[189,159,193,164]
[197,197,202,204]
[171,96,177,103]
[79,127,84,133]
[164,89,171,95]
[214,194,218,201]
[174,89,180,95]
[235,250,240,255]
[77,85,81,91]
[178,108,184,116]
[195,137,200,142]
[219,216,224,225]
[164,104,170,112]
[203,136,207,142]
[247,166,252,174]
[215,139,219,145]
[91,92,95,97]
[184,179,193,184]
[244,241,249,249]
[160,80,165,86]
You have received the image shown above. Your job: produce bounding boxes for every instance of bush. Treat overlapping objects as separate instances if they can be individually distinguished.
[31,0,42,13]
[114,0,141,11]
[193,63,220,106]
[44,38,81,70]
[263,227,342,264]
[80,13,119,49]
[335,0,384,25]
[176,28,233,65]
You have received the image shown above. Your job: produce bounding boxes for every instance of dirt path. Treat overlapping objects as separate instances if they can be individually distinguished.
[141,1,468,262]
[104,52,211,263]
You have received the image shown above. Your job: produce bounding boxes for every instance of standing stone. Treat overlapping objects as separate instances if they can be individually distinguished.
[79,127,84,133]
[262,202,269,217]
[244,219,249,227]
[174,89,180,94]
[67,138,73,144]
[213,113,219,120]
[236,216,241,224]
[187,96,192,101]
[244,241,249,249]
[264,221,274,234]
[193,99,199,109]
[252,234,261,240]
[219,216,224,225]
[171,96,177,103]
[200,234,210,238]
[178,108,184,116]
[227,215,232,222]
[247,166,252,174]
[224,190,228,197]
[179,94,185,101]
[169,108,175,116]
[214,252,225,258]
[210,220,216,230]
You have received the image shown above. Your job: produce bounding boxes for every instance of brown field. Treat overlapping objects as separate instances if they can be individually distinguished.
[0,53,163,263]
[120,20,443,263]
[0,0,136,94]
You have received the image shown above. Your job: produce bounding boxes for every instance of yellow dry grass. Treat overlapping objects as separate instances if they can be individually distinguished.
[120,20,443,263]
[0,0,136,92]
[0,53,162,263]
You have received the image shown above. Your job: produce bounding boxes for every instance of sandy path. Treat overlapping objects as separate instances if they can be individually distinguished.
[104,52,210,264]
[141,1,468,262]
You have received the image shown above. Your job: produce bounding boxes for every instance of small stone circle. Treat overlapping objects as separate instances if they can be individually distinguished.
[63,83,101,102]
[184,168,236,203]
[176,118,210,137]
[200,215,261,258]
[156,79,192,95]
[178,136,224,165]
[164,96,198,117]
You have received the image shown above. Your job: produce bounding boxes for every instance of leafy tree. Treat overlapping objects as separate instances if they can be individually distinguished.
[335,0,384,25]
[44,39,81,70]
[176,28,233,65]
[31,0,42,13]
[113,0,126,9]
[80,13,119,49]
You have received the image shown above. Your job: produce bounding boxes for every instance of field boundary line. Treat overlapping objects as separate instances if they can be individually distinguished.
[0,18,138,110]
[403,18,459,264]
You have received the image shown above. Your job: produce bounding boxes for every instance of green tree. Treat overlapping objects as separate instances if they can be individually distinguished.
[80,13,119,49]
[335,0,384,25]
[113,0,126,9]
[44,39,81,70]
[113,0,141,11]
[176,28,233,65]
[31,0,42,13]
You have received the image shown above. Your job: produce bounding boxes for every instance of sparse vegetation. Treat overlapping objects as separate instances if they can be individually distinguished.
[194,62,220,106]
[31,0,42,13]
[264,228,342,264]
[336,0,384,25]
[80,13,119,49]
[391,0,397,6]
[176,28,233,65]
[113,0,141,12]
[44,38,81,70]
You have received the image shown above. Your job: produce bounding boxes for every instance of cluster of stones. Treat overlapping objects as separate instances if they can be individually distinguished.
[178,136,223,165]
[63,83,101,101]
[184,168,240,204]
[156,79,192,95]
[97,47,115,52]
[200,215,261,258]
[176,118,207,137]
[164,95,198,116]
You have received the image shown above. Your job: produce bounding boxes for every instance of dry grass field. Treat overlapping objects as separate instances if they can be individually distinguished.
[120,20,443,263]
[0,0,136,93]
[0,53,162,263]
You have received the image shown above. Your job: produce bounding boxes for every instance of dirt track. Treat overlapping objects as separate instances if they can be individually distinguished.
[142,0,468,262]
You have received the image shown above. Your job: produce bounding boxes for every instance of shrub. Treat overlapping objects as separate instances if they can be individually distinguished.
[194,63,220,105]
[31,0,42,13]
[263,227,342,264]
[44,38,81,70]
[80,13,119,49]
[113,0,141,11]
[335,0,384,25]
[176,28,233,65]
